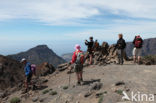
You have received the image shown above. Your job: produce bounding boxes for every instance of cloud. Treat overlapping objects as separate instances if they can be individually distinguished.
[61,20,156,42]
[0,0,156,25]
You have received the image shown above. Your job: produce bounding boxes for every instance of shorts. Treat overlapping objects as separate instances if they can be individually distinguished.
[26,73,32,83]
[74,64,83,73]
[133,47,142,56]
[87,49,93,55]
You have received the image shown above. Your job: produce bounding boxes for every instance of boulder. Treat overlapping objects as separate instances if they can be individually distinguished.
[90,82,103,91]
[32,96,38,102]
[57,42,130,71]
[36,62,55,76]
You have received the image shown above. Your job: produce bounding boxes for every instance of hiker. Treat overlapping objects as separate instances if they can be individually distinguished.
[94,39,100,51]
[85,37,94,65]
[68,44,84,85]
[132,35,143,64]
[21,58,32,92]
[115,34,126,65]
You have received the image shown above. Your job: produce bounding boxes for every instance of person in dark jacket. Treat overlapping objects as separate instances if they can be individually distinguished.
[85,37,94,65]
[21,58,32,92]
[116,34,126,65]
[132,35,143,64]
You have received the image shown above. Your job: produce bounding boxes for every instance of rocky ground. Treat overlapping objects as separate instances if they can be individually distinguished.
[1,61,156,103]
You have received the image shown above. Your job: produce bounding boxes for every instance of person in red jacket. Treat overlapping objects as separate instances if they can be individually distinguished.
[69,44,84,85]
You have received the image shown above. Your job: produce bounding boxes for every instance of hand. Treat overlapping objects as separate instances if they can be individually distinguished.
[68,62,71,67]
[67,66,72,74]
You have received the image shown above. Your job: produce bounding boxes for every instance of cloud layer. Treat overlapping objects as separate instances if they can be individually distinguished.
[0,0,156,25]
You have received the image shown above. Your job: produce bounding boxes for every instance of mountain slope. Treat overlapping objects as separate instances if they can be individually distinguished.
[0,55,24,90]
[4,62,156,103]
[62,53,73,62]
[8,45,66,67]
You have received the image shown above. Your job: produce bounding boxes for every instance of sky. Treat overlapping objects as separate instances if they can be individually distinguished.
[0,0,156,56]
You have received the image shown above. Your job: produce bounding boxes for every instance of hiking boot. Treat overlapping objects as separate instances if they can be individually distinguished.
[80,81,85,85]
[80,78,83,82]
[76,81,81,86]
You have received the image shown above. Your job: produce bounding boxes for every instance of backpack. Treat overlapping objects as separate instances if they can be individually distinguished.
[135,36,142,48]
[75,51,84,64]
[31,64,36,75]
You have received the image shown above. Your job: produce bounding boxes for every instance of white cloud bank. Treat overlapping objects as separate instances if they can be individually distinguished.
[0,0,156,25]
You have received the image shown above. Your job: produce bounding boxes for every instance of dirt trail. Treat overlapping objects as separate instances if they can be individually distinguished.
[5,62,156,103]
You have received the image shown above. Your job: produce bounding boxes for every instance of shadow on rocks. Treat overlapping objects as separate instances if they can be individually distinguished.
[82,79,101,85]
[35,85,48,91]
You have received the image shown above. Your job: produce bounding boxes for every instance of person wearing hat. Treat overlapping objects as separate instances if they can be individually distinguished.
[21,58,32,92]
[68,44,84,85]
[115,34,126,65]
[85,36,94,65]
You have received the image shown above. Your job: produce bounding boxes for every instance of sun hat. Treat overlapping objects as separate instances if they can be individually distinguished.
[75,44,81,50]
[21,58,26,63]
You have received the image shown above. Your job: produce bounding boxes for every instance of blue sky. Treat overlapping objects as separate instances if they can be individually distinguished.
[0,0,156,56]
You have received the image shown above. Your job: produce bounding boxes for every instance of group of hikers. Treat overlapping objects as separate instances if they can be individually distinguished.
[68,34,143,85]
[21,33,144,91]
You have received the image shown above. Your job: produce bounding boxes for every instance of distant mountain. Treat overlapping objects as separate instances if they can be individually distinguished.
[62,53,73,62]
[126,38,156,56]
[8,45,66,67]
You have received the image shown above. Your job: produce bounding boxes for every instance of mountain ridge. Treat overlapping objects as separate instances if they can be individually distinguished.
[8,45,66,67]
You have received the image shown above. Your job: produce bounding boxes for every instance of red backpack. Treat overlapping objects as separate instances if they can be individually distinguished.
[135,36,142,48]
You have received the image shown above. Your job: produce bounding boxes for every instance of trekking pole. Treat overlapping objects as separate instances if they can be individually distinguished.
[67,65,72,87]
[68,71,71,86]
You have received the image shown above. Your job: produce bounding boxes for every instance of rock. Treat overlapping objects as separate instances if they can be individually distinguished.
[115,81,125,86]
[58,66,68,71]
[0,63,3,75]
[0,92,5,98]
[41,79,48,83]
[32,96,38,102]
[84,92,92,98]
[90,82,103,91]
[65,100,70,103]
[144,61,151,65]
[76,101,80,103]
[37,62,55,76]
[57,63,68,68]
[39,97,46,102]
[96,92,104,98]
[58,42,130,69]
[21,93,29,99]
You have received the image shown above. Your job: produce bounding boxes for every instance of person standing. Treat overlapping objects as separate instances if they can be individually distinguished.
[85,37,94,65]
[94,39,100,51]
[116,34,126,65]
[21,58,32,92]
[132,35,143,64]
[68,44,84,85]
